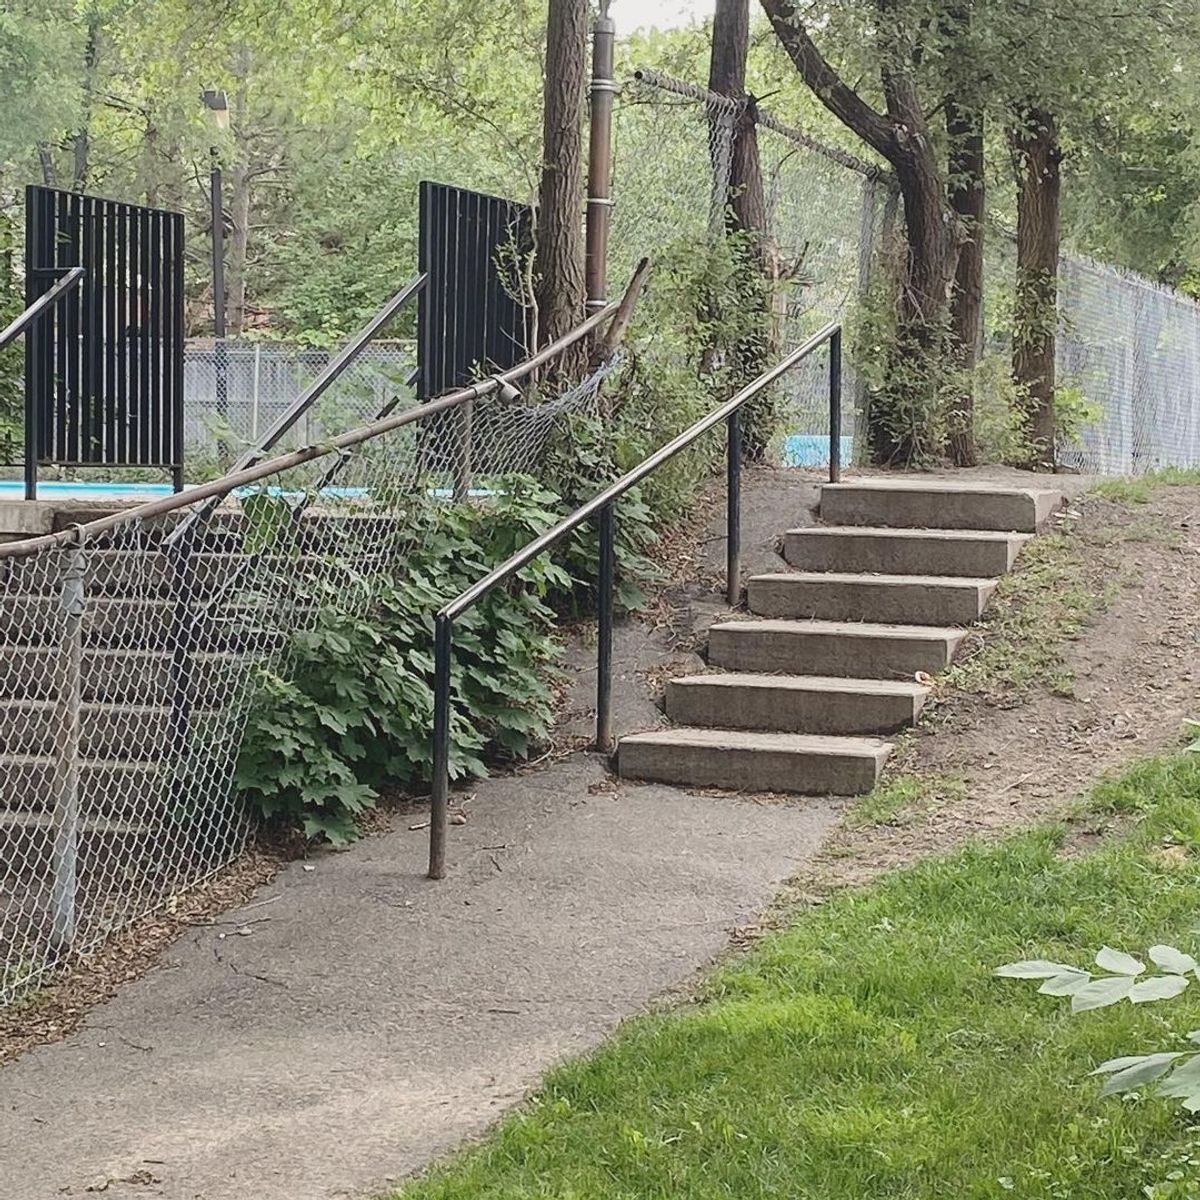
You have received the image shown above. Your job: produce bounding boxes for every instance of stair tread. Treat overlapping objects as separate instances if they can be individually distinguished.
[822,479,1060,498]
[749,571,997,588]
[669,672,931,697]
[789,525,1029,542]
[621,727,893,754]
[710,617,966,640]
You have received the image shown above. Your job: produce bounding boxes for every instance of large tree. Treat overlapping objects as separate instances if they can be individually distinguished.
[533,0,588,347]
[759,0,959,463]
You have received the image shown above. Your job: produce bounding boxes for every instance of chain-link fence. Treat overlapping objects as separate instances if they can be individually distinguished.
[609,69,885,469]
[182,341,414,474]
[0,339,611,1007]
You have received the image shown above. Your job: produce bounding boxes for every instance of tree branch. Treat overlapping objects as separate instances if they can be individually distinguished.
[758,0,895,160]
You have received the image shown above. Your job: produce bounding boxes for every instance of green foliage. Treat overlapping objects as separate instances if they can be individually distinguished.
[392,751,1200,1200]
[236,476,570,844]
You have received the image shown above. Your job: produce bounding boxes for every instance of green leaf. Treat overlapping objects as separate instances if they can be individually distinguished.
[1072,975,1136,1012]
[1157,1055,1200,1101]
[1039,971,1092,996]
[1095,946,1145,976]
[995,960,1082,980]
[1092,1052,1182,1096]
[1129,974,1190,1004]
[1149,945,1198,975]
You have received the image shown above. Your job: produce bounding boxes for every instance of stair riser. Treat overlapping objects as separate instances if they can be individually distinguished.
[0,600,287,651]
[820,488,1057,533]
[708,627,959,679]
[618,741,883,795]
[0,706,231,759]
[785,532,1021,577]
[1,761,166,818]
[0,649,240,704]
[666,680,922,735]
[748,578,993,626]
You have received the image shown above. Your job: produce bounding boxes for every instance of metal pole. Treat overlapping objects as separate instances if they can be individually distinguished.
[454,397,474,501]
[211,155,229,466]
[251,343,261,439]
[49,542,86,952]
[428,614,452,880]
[829,329,843,484]
[595,503,615,751]
[585,0,616,312]
[726,411,742,606]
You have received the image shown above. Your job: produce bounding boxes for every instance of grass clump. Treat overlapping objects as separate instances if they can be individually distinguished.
[946,532,1111,699]
[849,772,966,828]
[1091,467,1200,505]
[394,752,1200,1200]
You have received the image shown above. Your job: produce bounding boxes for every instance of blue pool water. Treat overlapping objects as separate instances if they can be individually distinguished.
[783,433,855,468]
[0,479,179,501]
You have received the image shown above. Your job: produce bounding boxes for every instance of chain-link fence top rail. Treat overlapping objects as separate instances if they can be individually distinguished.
[0,312,616,1007]
[610,69,884,467]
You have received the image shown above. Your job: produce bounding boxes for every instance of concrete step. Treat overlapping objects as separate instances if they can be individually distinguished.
[784,526,1028,577]
[708,618,965,679]
[666,672,928,735]
[0,646,242,703]
[748,571,997,626]
[0,594,288,649]
[820,479,1062,532]
[0,699,222,759]
[618,727,891,795]
[1,753,165,817]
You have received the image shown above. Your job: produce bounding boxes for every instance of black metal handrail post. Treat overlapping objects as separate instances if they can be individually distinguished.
[427,322,841,879]
[726,410,742,606]
[0,267,87,501]
[829,326,843,483]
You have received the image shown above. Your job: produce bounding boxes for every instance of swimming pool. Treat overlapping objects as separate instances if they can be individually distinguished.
[0,479,181,501]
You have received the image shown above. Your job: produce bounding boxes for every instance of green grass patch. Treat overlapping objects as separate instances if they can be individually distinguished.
[393,752,1200,1200]
[1091,467,1200,505]
[849,772,967,828]
[945,533,1112,699]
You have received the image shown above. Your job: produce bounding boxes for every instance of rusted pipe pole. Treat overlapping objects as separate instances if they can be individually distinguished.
[585,0,616,312]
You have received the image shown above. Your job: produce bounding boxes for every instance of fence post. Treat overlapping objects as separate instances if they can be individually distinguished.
[829,330,843,483]
[49,541,87,952]
[252,343,262,440]
[585,0,616,312]
[726,412,742,606]
[428,613,452,880]
[454,398,474,501]
[595,503,615,751]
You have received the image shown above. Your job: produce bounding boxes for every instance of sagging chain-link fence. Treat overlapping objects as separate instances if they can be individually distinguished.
[610,69,884,470]
[0,348,612,1006]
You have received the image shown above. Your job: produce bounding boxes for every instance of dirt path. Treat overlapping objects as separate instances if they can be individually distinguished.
[808,483,1200,887]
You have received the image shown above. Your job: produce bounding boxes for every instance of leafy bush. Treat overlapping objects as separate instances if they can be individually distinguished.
[236,476,570,844]
[997,940,1200,1110]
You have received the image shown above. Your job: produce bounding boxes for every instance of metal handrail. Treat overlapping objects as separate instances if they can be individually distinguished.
[426,321,843,879]
[0,300,621,560]
[0,267,86,351]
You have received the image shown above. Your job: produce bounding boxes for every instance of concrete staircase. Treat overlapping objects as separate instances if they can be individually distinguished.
[617,478,1062,797]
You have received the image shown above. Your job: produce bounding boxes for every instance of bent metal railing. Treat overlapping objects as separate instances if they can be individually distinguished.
[427,321,843,879]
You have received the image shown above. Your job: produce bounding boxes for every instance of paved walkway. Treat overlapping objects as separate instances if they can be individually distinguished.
[1,755,837,1200]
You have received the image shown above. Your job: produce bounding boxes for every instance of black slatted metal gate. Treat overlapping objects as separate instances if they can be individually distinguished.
[417,181,532,400]
[24,185,185,495]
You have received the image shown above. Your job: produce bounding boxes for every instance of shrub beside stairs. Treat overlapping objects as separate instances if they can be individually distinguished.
[617,478,1064,796]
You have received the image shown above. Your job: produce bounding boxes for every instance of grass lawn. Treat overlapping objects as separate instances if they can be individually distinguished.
[395,751,1200,1199]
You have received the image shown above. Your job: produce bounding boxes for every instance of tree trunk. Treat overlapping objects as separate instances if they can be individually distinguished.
[70,7,101,192]
[760,0,958,464]
[534,0,587,349]
[1011,107,1062,471]
[708,0,772,457]
[946,96,983,466]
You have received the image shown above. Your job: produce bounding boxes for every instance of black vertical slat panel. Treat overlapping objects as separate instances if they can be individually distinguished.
[54,191,70,461]
[170,213,185,471]
[159,212,172,467]
[23,187,40,473]
[115,200,129,464]
[136,205,152,465]
[417,181,431,400]
[102,202,117,465]
[82,194,100,462]
[147,206,163,465]
[62,191,82,463]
